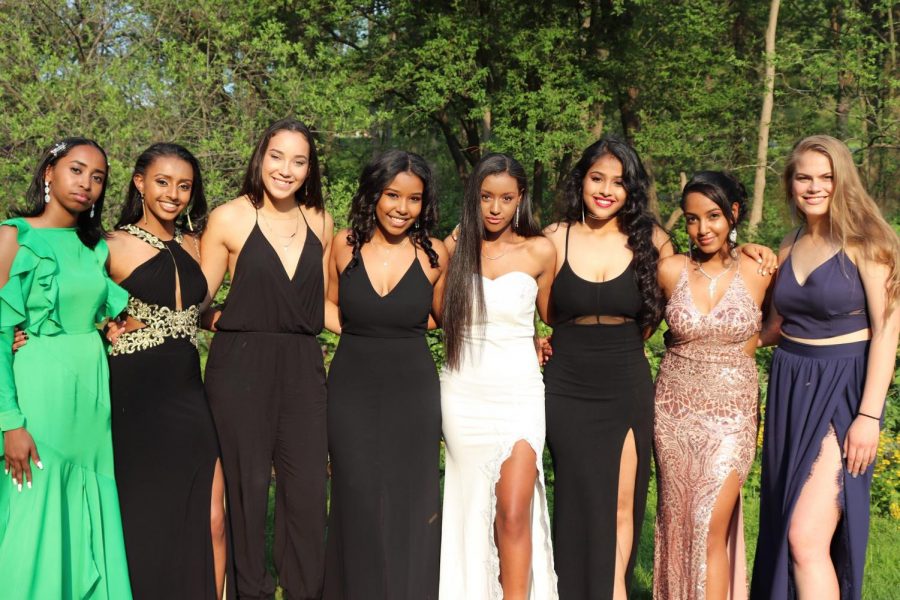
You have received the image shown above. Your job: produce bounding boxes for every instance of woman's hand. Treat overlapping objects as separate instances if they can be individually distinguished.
[105,319,127,344]
[740,243,778,276]
[3,427,41,492]
[535,335,553,366]
[12,327,26,352]
[843,415,881,477]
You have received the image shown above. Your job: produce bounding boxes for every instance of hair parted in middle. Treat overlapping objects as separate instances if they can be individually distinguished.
[115,142,208,234]
[345,149,440,270]
[240,117,324,210]
[442,152,541,370]
[561,136,665,333]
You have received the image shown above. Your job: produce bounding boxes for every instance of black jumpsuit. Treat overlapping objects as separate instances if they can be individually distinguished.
[205,211,327,600]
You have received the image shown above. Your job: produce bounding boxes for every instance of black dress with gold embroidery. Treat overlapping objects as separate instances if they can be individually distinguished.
[108,225,220,599]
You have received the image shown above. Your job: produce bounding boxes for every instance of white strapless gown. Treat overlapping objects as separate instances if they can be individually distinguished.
[439,272,558,600]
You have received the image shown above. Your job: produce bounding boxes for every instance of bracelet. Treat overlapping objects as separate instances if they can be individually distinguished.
[857,411,881,421]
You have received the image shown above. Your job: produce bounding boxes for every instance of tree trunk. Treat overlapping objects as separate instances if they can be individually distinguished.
[664,172,688,230]
[749,0,781,231]
[533,160,546,221]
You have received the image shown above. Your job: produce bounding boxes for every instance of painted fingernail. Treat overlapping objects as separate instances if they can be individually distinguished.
[3,467,7,475]
[36,461,43,470]
[26,481,31,489]
[757,258,762,263]
[17,482,22,492]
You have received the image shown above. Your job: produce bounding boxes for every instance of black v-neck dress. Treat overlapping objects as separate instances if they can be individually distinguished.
[323,250,441,600]
[205,212,328,599]
[109,226,219,599]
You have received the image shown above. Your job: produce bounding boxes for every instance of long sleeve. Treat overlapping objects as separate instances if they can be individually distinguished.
[0,326,23,431]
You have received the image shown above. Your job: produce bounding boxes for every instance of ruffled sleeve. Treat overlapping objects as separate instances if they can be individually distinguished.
[92,239,128,322]
[0,218,57,430]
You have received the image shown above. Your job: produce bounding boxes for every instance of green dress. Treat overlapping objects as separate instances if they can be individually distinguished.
[0,218,132,599]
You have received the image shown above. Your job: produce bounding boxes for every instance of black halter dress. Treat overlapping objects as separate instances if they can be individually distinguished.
[323,249,441,600]
[108,225,220,599]
[205,209,328,600]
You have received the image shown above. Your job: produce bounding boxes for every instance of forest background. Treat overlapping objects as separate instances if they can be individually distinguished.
[1,1,898,596]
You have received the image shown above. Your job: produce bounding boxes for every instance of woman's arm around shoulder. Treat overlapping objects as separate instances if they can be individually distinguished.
[427,237,450,329]
[529,235,557,324]
[653,225,675,259]
[657,253,686,300]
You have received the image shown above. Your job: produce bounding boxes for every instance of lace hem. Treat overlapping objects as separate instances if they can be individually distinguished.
[482,436,559,600]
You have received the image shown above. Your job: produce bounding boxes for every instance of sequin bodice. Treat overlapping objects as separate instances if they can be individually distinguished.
[664,264,761,364]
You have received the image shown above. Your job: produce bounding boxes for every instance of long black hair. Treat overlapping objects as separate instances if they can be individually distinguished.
[681,171,747,250]
[443,153,541,370]
[115,142,208,234]
[346,149,440,269]
[240,118,323,210]
[562,137,665,333]
[17,137,108,248]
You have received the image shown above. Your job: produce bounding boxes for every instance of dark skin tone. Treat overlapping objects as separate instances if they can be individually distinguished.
[1,145,107,491]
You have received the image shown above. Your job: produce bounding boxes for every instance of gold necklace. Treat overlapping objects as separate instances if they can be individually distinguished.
[259,208,300,251]
[481,243,509,260]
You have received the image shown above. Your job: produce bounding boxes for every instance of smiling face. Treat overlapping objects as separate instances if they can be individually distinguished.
[480,173,521,234]
[375,171,424,236]
[134,156,194,226]
[45,144,107,215]
[260,130,310,203]
[791,150,834,219]
[582,153,627,221]
[684,191,738,256]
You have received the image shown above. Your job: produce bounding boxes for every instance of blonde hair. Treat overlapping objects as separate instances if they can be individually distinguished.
[784,135,900,310]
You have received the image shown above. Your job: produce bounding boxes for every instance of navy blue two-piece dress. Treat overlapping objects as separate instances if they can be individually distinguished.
[752,240,874,600]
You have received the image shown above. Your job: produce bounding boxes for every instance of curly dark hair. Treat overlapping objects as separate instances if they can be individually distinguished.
[17,137,108,248]
[115,142,208,234]
[680,171,748,249]
[345,149,440,270]
[561,137,665,332]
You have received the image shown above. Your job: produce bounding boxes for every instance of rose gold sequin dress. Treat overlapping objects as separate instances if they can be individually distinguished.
[654,260,761,600]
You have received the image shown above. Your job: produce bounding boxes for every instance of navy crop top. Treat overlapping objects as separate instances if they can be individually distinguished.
[773,236,869,339]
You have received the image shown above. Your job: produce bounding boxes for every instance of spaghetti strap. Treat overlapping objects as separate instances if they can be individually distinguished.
[298,205,311,228]
[564,224,572,262]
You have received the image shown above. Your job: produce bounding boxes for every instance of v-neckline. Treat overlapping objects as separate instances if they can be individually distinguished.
[360,252,418,299]
[683,266,741,317]
[786,250,841,287]
[255,222,307,282]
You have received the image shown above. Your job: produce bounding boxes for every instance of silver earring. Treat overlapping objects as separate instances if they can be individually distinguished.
[44,181,50,203]
[90,204,95,219]
[581,203,585,224]
[141,193,147,225]
[729,228,737,245]
[414,219,420,231]
[514,204,520,229]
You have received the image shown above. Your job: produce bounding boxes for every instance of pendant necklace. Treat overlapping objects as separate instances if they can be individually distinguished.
[693,255,736,298]
[260,208,300,251]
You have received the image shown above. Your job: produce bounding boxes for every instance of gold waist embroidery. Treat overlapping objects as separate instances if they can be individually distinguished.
[109,297,200,356]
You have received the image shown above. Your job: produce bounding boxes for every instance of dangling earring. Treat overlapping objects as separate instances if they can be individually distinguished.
[90,204,95,219]
[414,219,420,231]
[729,227,737,246]
[44,181,51,203]
[514,204,520,229]
[140,193,147,225]
[581,203,585,224]
[186,212,194,232]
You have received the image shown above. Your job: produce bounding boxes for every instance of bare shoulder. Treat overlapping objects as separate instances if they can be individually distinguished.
[208,196,252,227]
[653,225,674,254]
[443,233,458,256]
[542,221,568,240]
[658,253,687,279]
[0,223,19,247]
[779,227,802,254]
[739,253,773,288]
[526,234,556,262]
[302,205,333,243]
[332,228,352,250]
